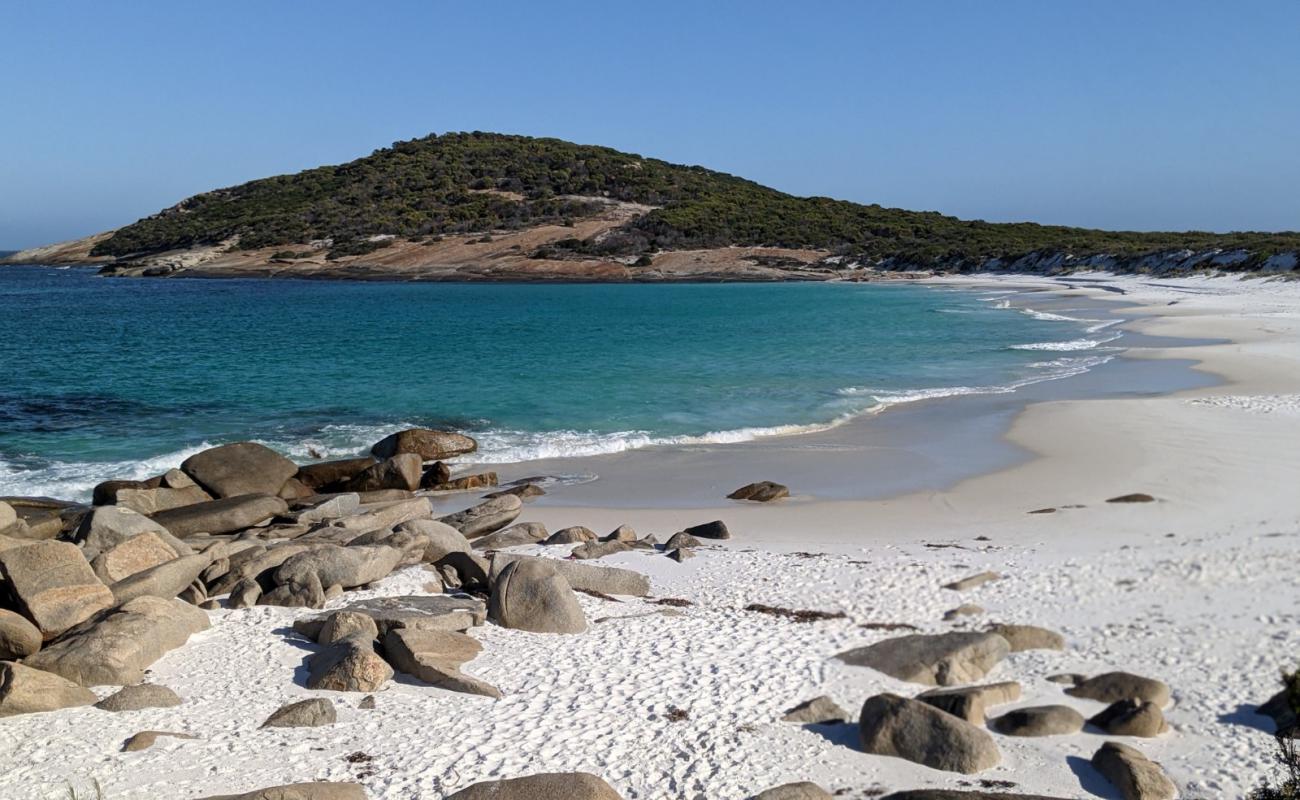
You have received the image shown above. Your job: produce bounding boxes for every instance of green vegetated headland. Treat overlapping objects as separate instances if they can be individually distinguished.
[81,132,1300,271]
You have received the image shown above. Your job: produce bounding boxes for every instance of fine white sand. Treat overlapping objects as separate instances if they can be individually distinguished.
[3,272,1299,799]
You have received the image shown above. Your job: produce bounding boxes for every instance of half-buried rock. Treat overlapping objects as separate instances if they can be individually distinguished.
[0,661,96,717]
[544,525,597,545]
[438,495,522,538]
[728,481,789,502]
[25,596,210,686]
[151,494,288,537]
[751,784,832,799]
[445,772,622,799]
[1066,671,1171,707]
[488,558,586,634]
[261,697,337,728]
[196,782,367,800]
[181,441,299,499]
[383,627,501,698]
[0,540,115,639]
[781,695,848,724]
[95,683,183,711]
[858,693,1000,774]
[990,704,1084,737]
[1088,698,1168,737]
[836,632,1010,687]
[984,623,1065,652]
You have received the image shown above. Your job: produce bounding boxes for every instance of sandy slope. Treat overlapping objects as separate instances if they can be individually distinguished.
[3,273,1299,799]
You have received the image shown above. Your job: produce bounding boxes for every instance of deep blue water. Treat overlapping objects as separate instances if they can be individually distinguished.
[0,267,1119,500]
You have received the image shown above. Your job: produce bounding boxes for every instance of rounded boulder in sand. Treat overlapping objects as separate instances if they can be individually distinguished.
[445,772,622,799]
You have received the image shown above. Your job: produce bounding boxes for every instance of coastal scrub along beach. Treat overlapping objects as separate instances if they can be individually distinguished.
[5,4,1300,798]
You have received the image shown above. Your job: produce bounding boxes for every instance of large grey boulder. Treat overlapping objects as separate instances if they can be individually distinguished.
[91,530,184,584]
[292,493,361,525]
[990,705,1084,737]
[332,498,432,532]
[859,693,1000,773]
[394,518,471,561]
[295,457,378,492]
[751,784,832,800]
[438,495,522,538]
[196,783,367,800]
[836,632,1010,686]
[383,627,501,698]
[544,526,597,545]
[472,522,548,550]
[371,428,477,461]
[24,596,210,686]
[1066,671,1171,707]
[489,553,650,597]
[115,483,213,516]
[917,681,1021,724]
[74,505,179,561]
[261,697,337,728]
[181,442,298,499]
[152,494,288,537]
[273,545,402,594]
[110,553,212,605]
[306,632,392,692]
[318,611,380,645]
[445,773,621,800]
[0,661,97,716]
[985,623,1065,652]
[0,609,43,659]
[488,559,586,634]
[95,683,183,711]
[0,540,115,639]
[344,454,422,492]
[1091,741,1176,800]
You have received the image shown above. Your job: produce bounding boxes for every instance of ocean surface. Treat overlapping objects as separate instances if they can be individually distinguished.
[0,267,1123,501]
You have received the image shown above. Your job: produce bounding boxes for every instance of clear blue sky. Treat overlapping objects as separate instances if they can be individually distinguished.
[3,0,1298,248]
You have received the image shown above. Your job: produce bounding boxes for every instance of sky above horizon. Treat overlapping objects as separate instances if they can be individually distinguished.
[2,1,1298,249]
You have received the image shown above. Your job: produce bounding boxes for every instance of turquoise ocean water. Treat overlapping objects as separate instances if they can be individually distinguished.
[0,267,1121,501]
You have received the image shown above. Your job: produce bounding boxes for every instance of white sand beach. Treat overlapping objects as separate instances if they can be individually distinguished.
[3,273,1299,799]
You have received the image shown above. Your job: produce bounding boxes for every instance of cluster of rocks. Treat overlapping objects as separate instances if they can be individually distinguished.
[0,429,704,727]
[802,623,1179,799]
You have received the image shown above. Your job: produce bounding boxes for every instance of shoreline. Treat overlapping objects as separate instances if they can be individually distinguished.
[3,272,1299,798]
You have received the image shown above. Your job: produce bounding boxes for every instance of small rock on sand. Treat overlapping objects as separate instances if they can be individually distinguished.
[1106,493,1156,503]
[122,730,198,751]
[990,704,1085,737]
[445,772,623,799]
[781,695,848,725]
[751,783,833,799]
[683,520,730,540]
[1088,698,1169,737]
[985,623,1065,651]
[942,571,1001,591]
[261,697,337,728]
[858,693,1001,774]
[836,632,1010,687]
[727,481,789,502]
[95,683,183,712]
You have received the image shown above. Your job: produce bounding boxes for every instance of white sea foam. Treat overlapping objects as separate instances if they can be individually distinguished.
[1009,330,1123,351]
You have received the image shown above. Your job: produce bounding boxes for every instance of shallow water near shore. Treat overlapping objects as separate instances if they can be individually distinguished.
[2,266,1176,500]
